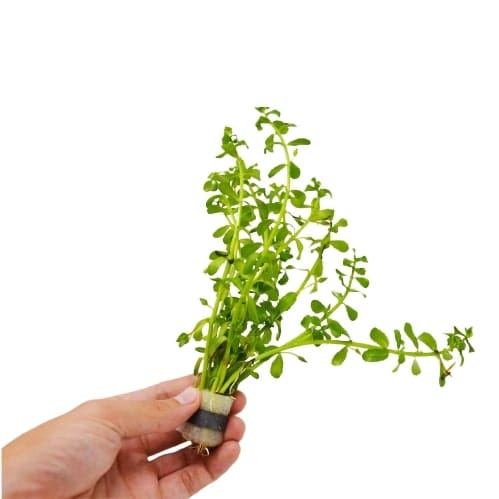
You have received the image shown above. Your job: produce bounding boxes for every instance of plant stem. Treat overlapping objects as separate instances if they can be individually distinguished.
[219,337,439,393]
[205,157,247,392]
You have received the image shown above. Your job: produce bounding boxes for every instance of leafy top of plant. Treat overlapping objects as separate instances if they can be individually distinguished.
[177,107,474,395]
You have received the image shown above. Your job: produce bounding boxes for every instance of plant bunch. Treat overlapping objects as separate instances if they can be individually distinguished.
[177,107,474,395]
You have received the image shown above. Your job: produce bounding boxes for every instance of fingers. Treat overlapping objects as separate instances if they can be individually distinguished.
[160,441,241,497]
[80,387,201,439]
[230,391,246,415]
[138,431,186,457]
[117,375,197,401]
[151,415,245,477]
[157,438,242,497]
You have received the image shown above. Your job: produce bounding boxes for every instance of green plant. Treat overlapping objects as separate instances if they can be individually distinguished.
[177,107,474,396]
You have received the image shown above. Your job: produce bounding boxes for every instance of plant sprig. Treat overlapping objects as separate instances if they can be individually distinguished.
[177,107,474,394]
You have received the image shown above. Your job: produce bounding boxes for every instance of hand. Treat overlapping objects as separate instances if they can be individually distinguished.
[2,375,245,498]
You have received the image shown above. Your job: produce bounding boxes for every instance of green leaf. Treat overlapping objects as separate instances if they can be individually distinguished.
[330,240,349,252]
[240,205,256,226]
[327,319,348,338]
[370,328,389,349]
[255,115,270,130]
[205,257,225,276]
[394,329,404,349]
[419,332,437,352]
[218,181,238,202]
[269,163,286,178]
[290,190,306,208]
[403,322,419,349]
[270,354,284,378]
[213,225,230,238]
[441,349,453,361]
[273,120,294,134]
[203,180,217,192]
[241,242,261,259]
[223,227,234,244]
[332,347,348,366]
[222,142,237,158]
[278,292,297,313]
[289,161,301,179]
[356,277,370,289]
[392,352,406,372]
[231,301,246,324]
[265,134,275,153]
[279,249,292,262]
[275,226,289,242]
[311,258,323,277]
[295,238,304,258]
[247,296,259,322]
[176,332,190,347]
[242,252,259,274]
[362,348,389,362]
[206,194,224,214]
[261,328,272,344]
[310,209,334,222]
[311,299,325,314]
[332,218,348,232]
[411,359,422,375]
[278,272,289,285]
[288,138,311,146]
[302,314,320,328]
[267,202,282,214]
[199,297,209,306]
[345,304,358,321]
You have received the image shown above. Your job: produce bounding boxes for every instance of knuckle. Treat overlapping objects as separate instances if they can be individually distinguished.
[76,399,111,421]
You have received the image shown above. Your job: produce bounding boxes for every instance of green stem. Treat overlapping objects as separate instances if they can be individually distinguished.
[218,337,439,392]
[199,263,232,390]
[263,130,292,251]
[327,251,357,317]
[206,157,247,392]
[258,337,438,366]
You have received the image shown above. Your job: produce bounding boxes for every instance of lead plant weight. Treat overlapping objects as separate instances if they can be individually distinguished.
[177,391,234,454]
[176,107,474,453]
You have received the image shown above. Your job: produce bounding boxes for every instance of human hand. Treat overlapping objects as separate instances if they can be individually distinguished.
[2,375,245,498]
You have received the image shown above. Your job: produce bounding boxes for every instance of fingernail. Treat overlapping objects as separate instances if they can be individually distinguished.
[174,387,199,405]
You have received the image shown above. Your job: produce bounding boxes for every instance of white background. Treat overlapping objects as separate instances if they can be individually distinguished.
[1,1,498,497]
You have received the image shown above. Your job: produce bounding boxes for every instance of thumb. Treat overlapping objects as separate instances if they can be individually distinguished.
[81,386,201,438]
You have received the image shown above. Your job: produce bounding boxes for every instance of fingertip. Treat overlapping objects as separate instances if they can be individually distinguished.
[225,415,245,442]
[222,440,241,460]
[231,391,246,414]
[207,440,241,479]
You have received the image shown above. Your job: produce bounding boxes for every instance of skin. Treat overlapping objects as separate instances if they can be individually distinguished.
[2,375,246,498]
